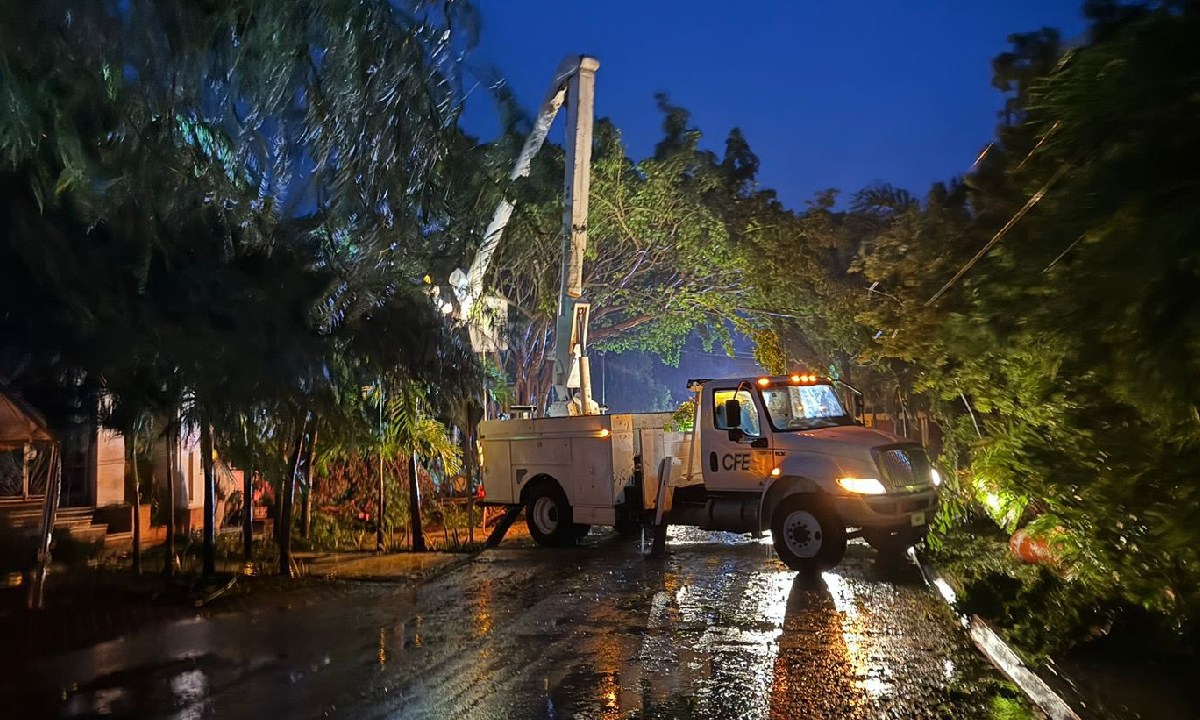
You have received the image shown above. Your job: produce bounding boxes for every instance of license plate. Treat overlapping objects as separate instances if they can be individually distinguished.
[910,512,926,527]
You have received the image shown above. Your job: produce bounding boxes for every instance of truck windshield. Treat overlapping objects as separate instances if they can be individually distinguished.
[760,384,853,431]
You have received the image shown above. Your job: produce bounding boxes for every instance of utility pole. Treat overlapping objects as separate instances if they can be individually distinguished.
[548,56,600,416]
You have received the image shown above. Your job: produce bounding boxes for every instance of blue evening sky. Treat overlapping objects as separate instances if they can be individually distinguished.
[461,1,1088,209]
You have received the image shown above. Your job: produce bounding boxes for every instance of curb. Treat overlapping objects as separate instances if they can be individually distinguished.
[323,555,475,584]
[911,549,1085,720]
[296,552,475,584]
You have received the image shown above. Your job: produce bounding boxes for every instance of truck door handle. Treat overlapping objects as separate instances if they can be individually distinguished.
[750,437,768,449]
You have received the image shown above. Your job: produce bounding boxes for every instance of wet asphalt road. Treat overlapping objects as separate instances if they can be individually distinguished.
[6,528,1034,719]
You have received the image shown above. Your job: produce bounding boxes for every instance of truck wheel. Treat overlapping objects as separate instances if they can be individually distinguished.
[771,496,846,571]
[526,483,574,546]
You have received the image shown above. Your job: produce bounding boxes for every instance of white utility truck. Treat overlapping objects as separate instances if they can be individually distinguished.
[464,55,939,569]
[479,375,941,569]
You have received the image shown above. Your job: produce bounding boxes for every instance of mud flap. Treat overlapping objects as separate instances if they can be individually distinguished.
[649,522,668,557]
[484,505,524,549]
[646,456,672,558]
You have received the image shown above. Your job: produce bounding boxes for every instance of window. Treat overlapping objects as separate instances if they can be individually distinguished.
[712,389,761,436]
[761,384,850,431]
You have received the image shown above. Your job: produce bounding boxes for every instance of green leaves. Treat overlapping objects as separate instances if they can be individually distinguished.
[0,1,482,502]
[841,2,1200,640]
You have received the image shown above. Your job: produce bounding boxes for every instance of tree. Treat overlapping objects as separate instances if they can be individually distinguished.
[1,0,483,576]
[485,105,761,404]
[840,2,1200,633]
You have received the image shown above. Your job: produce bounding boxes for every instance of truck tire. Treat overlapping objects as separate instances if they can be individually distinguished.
[771,495,846,571]
[526,483,575,547]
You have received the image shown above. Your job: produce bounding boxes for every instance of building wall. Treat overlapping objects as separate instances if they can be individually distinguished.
[93,429,125,507]
[151,429,205,532]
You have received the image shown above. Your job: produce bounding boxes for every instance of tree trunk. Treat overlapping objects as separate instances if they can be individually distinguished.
[278,418,307,577]
[301,426,318,539]
[463,426,475,546]
[274,475,283,545]
[164,426,176,578]
[376,449,386,553]
[408,449,426,552]
[242,468,253,562]
[131,434,142,575]
[201,421,216,576]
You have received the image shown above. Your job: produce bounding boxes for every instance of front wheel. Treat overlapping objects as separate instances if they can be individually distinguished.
[771,496,846,571]
[526,483,575,547]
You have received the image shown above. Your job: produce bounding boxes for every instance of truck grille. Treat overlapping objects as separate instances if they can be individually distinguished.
[876,446,933,488]
[865,494,937,514]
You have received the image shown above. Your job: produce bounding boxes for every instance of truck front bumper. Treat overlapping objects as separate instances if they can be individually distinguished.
[829,489,939,531]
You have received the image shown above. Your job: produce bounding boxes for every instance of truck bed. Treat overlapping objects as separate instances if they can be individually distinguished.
[478,412,676,525]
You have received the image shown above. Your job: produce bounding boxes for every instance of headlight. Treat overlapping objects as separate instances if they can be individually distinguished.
[931,468,943,487]
[836,477,887,495]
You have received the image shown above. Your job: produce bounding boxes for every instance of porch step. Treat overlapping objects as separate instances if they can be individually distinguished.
[0,499,45,530]
[0,502,104,543]
[102,530,133,549]
[66,523,108,545]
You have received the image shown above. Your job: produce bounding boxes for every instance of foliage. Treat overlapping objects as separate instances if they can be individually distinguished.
[485,103,768,403]
[0,0,482,572]
[667,398,697,432]
[838,0,1200,652]
[929,521,1117,662]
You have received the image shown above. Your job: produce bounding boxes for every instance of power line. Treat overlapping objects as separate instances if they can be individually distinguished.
[925,165,1068,307]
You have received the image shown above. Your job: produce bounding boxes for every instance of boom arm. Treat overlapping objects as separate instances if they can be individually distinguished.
[448,54,601,418]
[451,56,594,322]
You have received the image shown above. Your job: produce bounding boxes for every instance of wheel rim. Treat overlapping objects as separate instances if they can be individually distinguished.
[532,496,559,534]
[782,510,823,558]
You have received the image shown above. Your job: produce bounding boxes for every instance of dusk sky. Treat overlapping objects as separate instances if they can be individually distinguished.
[463,1,1088,209]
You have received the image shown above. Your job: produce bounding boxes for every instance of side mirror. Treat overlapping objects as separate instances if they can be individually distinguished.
[854,395,865,420]
[723,398,742,429]
[728,428,746,442]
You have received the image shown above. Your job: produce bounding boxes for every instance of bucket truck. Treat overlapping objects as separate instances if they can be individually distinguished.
[474,56,941,570]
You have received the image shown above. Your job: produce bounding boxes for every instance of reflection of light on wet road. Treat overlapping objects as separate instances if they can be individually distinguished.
[11,529,1031,720]
[169,668,207,720]
[591,613,624,713]
[824,569,894,699]
[88,686,127,715]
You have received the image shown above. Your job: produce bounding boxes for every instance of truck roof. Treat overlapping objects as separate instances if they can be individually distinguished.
[686,374,828,391]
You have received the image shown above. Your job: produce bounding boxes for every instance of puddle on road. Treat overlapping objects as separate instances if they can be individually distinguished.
[54,654,228,720]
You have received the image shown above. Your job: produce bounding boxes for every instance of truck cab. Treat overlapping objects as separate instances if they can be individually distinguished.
[687,374,940,568]
[478,373,940,571]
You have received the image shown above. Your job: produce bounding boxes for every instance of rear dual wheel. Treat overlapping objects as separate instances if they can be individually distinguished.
[526,483,576,547]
